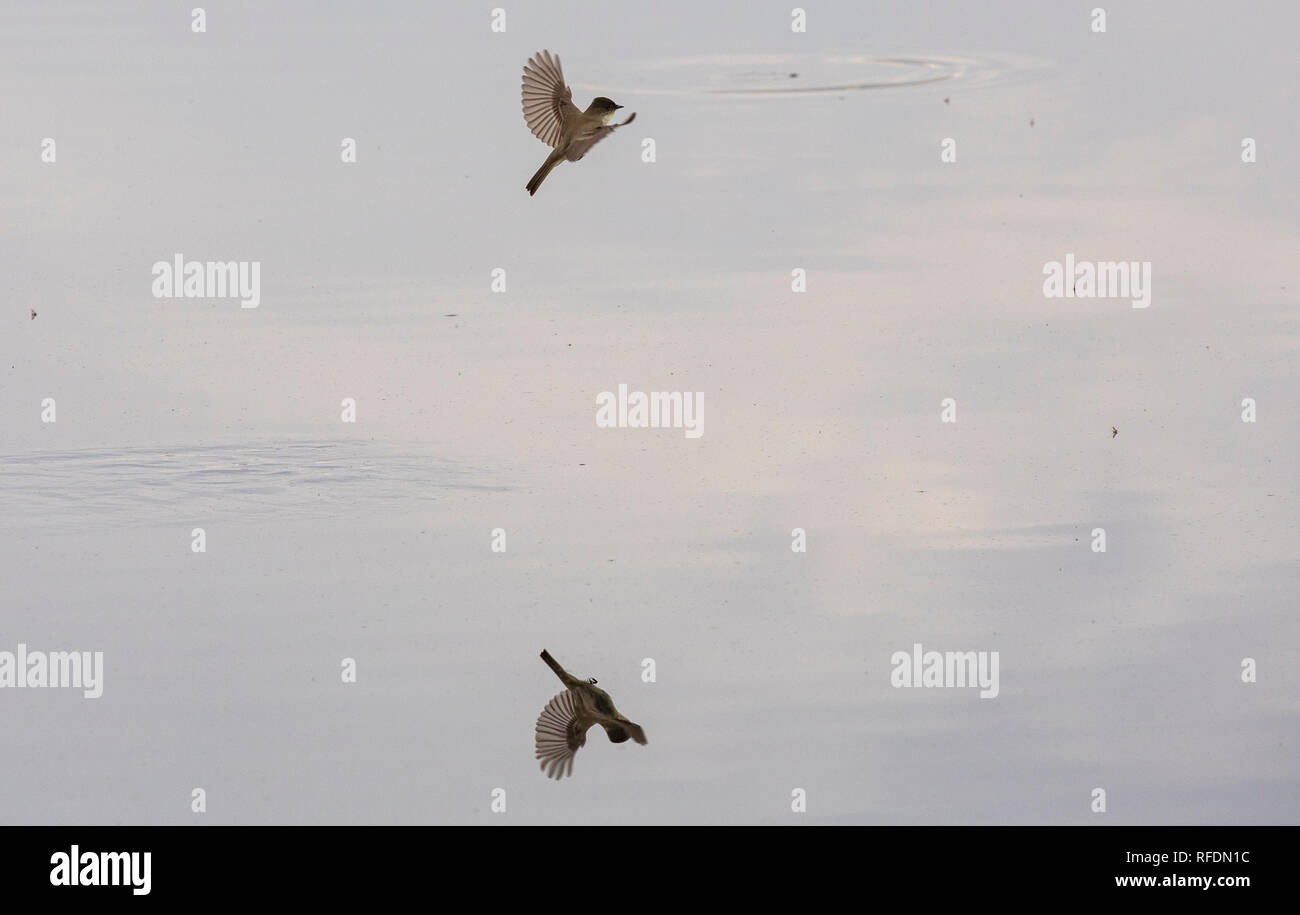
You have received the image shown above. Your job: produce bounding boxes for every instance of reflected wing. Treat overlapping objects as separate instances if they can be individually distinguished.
[534,689,589,779]
[600,719,647,745]
[522,50,580,148]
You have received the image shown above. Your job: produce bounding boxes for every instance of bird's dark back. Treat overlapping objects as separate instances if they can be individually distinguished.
[584,684,618,716]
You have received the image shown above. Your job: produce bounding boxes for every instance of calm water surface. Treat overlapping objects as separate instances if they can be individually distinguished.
[1,1,1296,823]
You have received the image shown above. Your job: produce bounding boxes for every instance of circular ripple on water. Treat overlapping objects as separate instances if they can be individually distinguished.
[578,53,1018,99]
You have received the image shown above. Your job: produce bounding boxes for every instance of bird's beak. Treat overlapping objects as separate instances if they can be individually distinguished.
[614,104,624,109]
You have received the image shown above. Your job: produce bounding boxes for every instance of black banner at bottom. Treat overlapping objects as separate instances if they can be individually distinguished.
[0,826,1283,900]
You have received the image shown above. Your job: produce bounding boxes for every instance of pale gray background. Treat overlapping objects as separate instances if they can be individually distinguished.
[1,0,1296,823]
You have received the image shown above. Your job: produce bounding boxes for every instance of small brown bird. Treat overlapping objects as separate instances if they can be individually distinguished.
[1112,426,1118,438]
[534,649,646,779]
[521,50,636,196]
[30,309,37,320]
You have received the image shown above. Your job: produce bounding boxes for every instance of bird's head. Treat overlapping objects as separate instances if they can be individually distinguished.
[586,96,623,123]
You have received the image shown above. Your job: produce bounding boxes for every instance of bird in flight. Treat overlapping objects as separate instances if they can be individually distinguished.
[534,649,646,779]
[521,50,636,196]
[1112,426,1118,439]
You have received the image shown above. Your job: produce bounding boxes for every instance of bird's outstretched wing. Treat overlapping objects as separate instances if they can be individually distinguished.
[534,689,589,779]
[600,720,647,745]
[564,111,637,162]
[522,50,581,148]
